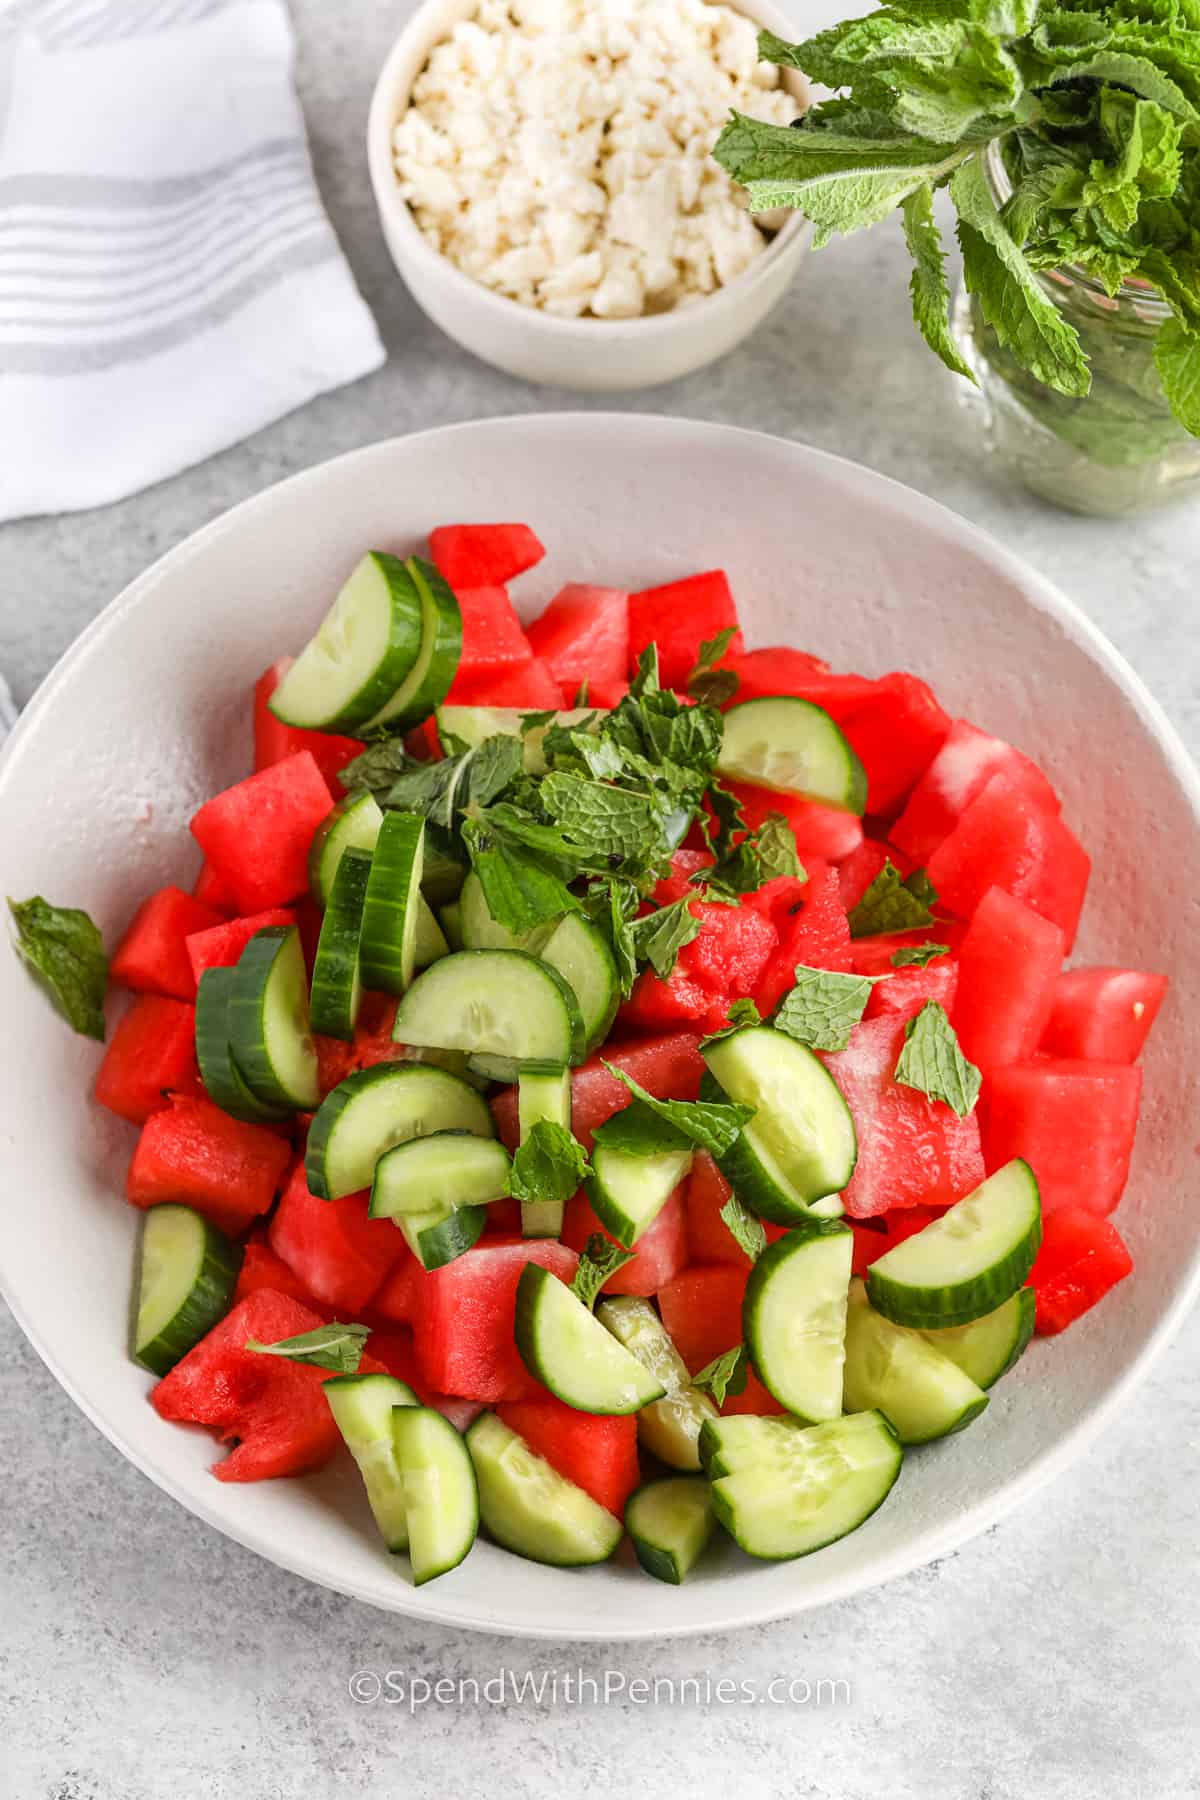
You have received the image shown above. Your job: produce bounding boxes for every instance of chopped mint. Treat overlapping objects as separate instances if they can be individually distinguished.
[720,1193,768,1264]
[894,1000,982,1118]
[571,1234,636,1310]
[594,1066,754,1159]
[691,1344,750,1406]
[9,896,108,1041]
[510,1121,590,1214]
[890,942,950,968]
[246,1322,371,1374]
[773,965,876,1052]
[700,998,763,1046]
[629,895,702,981]
[704,812,804,896]
[848,863,937,937]
[686,627,740,706]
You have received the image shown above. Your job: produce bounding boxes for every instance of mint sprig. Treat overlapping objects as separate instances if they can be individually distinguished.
[9,896,108,1041]
[510,1121,590,1213]
[246,1322,371,1375]
[593,1066,754,1159]
[571,1234,636,1310]
[691,1345,750,1407]
[848,864,937,938]
[893,1001,982,1118]
[773,965,877,1052]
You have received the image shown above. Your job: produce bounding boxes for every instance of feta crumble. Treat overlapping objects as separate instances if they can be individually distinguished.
[392,0,799,319]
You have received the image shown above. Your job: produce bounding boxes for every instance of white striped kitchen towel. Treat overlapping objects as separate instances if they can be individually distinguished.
[0,0,385,521]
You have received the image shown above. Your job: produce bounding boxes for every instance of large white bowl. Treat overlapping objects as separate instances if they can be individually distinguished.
[2,415,1197,1641]
[366,0,812,390]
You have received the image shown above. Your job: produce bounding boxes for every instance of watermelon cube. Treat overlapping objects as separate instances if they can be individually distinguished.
[983,1060,1142,1217]
[657,1265,747,1375]
[444,586,534,696]
[354,1322,482,1433]
[679,898,777,1000]
[410,1237,579,1403]
[493,1031,705,1152]
[718,778,864,864]
[837,840,908,913]
[192,861,238,913]
[562,1184,688,1295]
[495,1395,638,1517]
[927,771,1090,948]
[111,886,225,1001]
[448,657,565,710]
[866,956,958,1023]
[127,1096,291,1237]
[1029,1209,1134,1334]
[753,861,853,1012]
[268,1160,403,1313]
[526,583,629,696]
[822,1015,985,1217]
[653,849,715,904]
[369,1243,424,1323]
[1041,968,1168,1064]
[719,1368,788,1417]
[185,907,297,986]
[430,523,545,589]
[151,1290,351,1481]
[233,1234,330,1314]
[953,887,1064,1074]
[716,649,867,711]
[836,672,953,816]
[190,752,333,914]
[891,719,1061,865]
[628,569,743,688]
[254,659,362,790]
[94,994,203,1124]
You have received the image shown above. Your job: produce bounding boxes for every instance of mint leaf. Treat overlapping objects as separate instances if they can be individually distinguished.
[705,812,803,896]
[891,941,950,968]
[705,782,745,862]
[691,1345,750,1407]
[1155,316,1200,433]
[720,1194,768,1264]
[894,1001,982,1117]
[595,1066,754,1158]
[848,863,937,937]
[340,737,420,799]
[701,998,763,1047]
[539,771,672,864]
[9,896,107,1041]
[903,868,938,908]
[461,818,579,936]
[629,896,702,980]
[584,876,640,997]
[902,183,976,380]
[774,966,876,1052]
[246,1322,370,1374]
[686,629,740,707]
[510,1121,590,1213]
[571,1234,636,1310]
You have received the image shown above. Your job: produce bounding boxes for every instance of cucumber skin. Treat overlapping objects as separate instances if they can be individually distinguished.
[401,1203,488,1271]
[359,813,425,997]
[132,1209,242,1377]
[194,967,292,1125]
[866,1165,1043,1330]
[512,1265,666,1415]
[228,925,319,1110]
[270,552,425,733]
[742,1218,853,1421]
[626,1478,715,1585]
[308,793,384,908]
[304,1062,494,1201]
[361,557,463,733]
[309,848,371,1041]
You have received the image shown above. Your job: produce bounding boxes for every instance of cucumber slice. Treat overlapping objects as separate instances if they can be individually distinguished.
[413,895,449,970]
[396,1201,487,1271]
[626,1476,715,1584]
[309,792,383,907]
[867,1159,1042,1329]
[517,1064,572,1238]
[324,1371,420,1552]
[228,925,319,1110]
[306,1062,494,1200]
[459,868,554,955]
[467,1052,523,1085]
[809,1194,846,1220]
[194,967,291,1124]
[360,812,425,996]
[435,705,604,776]
[743,1219,853,1422]
[439,899,464,952]
[132,1204,241,1376]
[514,1263,667,1414]
[718,696,867,814]
[597,1296,717,1471]
[310,847,371,1041]
[465,1410,623,1567]
[843,1279,988,1444]
[392,1405,480,1584]
[269,552,424,732]
[921,1286,1036,1389]
[703,1027,856,1220]
[704,1410,902,1561]
[392,948,587,1067]
[360,556,463,732]
[540,912,619,1052]
[368,1132,511,1218]
[587,1141,693,1248]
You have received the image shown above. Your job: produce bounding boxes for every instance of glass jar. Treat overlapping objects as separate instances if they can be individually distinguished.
[951,144,1200,516]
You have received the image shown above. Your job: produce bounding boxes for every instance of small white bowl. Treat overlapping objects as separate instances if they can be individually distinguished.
[366,0,812,390]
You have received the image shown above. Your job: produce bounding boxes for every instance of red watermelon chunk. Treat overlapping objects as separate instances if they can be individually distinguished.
[190,752,333,914]
[657,1265,747,1375]
[151,1290,350,1482]
[679,898,777,1000]
[927,771,1090,948]
[127,1095,291,1237]
[866,956,958,1023]
[411,1237,578,1403]
[753,861,853,1013]
[822,1015,985,1217]
[849,925,966,975]
[1041,968,1168,1064]
[254,659,362,790]
[95,994,203,1124]
[356,1323,483,1433]
[430,523,545,589]
[836,673,953,817]
[444,586,534,694]
[448,657,565,710]
[234,1235,329,1313]
[837,840,909,913]
[496,1396,637,1518]
[111,886,226,1001]
[369,1243,424,1323]
[494,1031,705,1152]
[185,907,297,986]
[1028,1209,1133,1334]
[619,964,717,1034]
[716,650,867,711]
[721,778,865,865]
[892,719,1061,865]
[653,848,714,904]
[983,1060,1142,1218]
[526,583,629,695]
[685,1152,785,1267]
[628,569,742,688]
[268,1160,403,1313]
[953,887,1064,1074]
[192,861,238,913]
[719,1368,788,1417]
[562,1184,688,1295]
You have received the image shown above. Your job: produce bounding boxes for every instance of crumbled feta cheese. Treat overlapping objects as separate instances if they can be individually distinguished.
[392,0,799,319]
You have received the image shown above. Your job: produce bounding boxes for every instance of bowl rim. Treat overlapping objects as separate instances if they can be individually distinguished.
[3,413,1199,1640]
[365,0,813,341]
